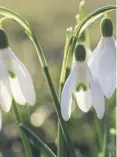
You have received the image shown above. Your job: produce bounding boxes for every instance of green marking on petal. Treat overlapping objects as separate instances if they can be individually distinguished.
[76,83,87,91]
[8,70,15,78]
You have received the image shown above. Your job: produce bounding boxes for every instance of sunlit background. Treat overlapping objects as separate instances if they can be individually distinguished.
[0,0,116,157]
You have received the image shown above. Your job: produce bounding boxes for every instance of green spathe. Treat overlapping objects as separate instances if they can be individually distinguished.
[0,28,9,49]
[101,17,113,37]
[75,44,86,61]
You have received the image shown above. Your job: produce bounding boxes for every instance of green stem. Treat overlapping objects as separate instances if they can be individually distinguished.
[59,36,76,88]
[103,106,109,157]
[12,100,32,157]
[57,37,70,157]
[59,37,70,88]
[43,66,76,157]
[57,86,67,157]
[98,105,109,157]
[30,31,76,157]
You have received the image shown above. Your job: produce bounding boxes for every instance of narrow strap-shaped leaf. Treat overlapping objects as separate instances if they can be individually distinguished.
[20,123,56,157]
[12,100,33,157]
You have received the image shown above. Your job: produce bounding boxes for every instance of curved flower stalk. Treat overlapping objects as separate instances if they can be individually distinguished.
[0,28,36,129]
[61,44,105,121]
[88,17,116,99]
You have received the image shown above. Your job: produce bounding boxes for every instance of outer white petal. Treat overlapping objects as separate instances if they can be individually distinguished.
[75,88,92,112]
[115,40,117,59]
[61,64,76,121]
[88,37,103,78]
[8,48,36,105]
[0,110,2,130]
[0,50,12,112]
[98,37,116,98]
[88,66,105,119]
[9,77,26,105]
[86,47,92,60]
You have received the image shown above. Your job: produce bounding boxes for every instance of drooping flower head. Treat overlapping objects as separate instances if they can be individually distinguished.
[61,44,105,121]
[88,17,116,99]
[0,28,36,129]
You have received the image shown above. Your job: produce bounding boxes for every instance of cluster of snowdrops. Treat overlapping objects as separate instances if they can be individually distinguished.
[0,3,116,157]
[0,12,116,130]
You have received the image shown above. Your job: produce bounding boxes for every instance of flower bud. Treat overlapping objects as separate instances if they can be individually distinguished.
[101,17,113,37]
[75,14,80,24]
[75,44,86,61]
[0,28,9,49]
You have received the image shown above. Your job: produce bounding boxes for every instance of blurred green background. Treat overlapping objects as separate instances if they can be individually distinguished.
[0,0,116,157]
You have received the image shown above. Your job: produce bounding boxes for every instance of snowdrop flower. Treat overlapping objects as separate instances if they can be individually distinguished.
[0,28,36,129]
[88,17,116,99]
[61,44,105,121]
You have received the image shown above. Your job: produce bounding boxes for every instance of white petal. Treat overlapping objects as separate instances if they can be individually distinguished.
[98,37,116,98]
[86,47,92,60]
[0,110,2,131]
[9,77,26,105]
[8,48,36,105]
[61,64,76,121]
[88,66,105,119]
[76,62,89,85]
[88,37,103,79]
[75,88,92,112]
[0,83,12,112]
[0,51,12,112]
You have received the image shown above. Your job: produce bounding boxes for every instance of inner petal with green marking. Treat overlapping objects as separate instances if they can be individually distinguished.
[8,70,16,78]
[76,83,88,92]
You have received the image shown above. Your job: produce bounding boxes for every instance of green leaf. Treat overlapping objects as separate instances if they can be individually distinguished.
[74,5,116,37]
[12,100,33,157]
[20,124,56,157]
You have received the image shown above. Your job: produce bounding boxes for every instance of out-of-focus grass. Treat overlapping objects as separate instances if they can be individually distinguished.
[0,0,116,156]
